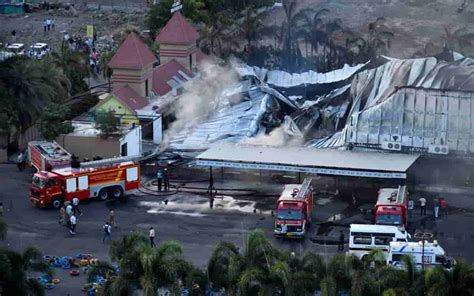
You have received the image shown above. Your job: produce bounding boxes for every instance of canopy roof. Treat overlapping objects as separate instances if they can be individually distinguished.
[196,143,420,179]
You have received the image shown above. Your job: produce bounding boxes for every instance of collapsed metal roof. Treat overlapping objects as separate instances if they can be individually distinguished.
[169,54,474,157]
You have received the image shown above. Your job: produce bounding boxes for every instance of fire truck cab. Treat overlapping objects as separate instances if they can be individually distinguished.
[274,178,313,238]
[375,185,409,228]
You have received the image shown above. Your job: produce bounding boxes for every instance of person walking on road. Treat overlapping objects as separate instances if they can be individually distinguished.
[419,196,427,216]
[72,197,82,216]
[338,231,345,251]
[156,169,164,192]
[65,202,73,217]
[108,209,115,228]
[433,198,440,219]
[70,214,77,235]
[102,222,112,243]
[149,227,155,248]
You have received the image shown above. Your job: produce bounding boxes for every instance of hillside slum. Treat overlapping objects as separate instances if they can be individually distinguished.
[169,53,474,157]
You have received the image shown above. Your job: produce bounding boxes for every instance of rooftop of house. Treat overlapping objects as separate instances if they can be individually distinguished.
[155,11,200,45]
[108,33,157,70]
[152,59,193,96]
[112,85,149,111]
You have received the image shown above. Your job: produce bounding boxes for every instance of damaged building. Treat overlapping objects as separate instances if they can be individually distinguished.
[166,53,474,186]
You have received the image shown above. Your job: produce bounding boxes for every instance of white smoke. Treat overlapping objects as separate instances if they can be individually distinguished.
[162,62,240,149]
[243,126,303,147]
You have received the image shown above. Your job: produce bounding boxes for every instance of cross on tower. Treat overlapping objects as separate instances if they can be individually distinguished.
[170,0,183,14]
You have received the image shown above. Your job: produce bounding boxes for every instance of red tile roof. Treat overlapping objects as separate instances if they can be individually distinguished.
[155,12,200,45]
[152,59,194,96]
[108,33,157,70]
[112,85,149,111]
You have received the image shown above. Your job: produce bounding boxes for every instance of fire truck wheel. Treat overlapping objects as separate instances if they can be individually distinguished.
[112,187,123,199]
[52,198,63,209]
[98,189,109,201]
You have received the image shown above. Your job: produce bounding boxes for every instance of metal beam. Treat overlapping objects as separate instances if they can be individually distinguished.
[195,160,407,179]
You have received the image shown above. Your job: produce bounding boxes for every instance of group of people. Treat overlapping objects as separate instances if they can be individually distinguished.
[43,19,55,32]
[59,197,82,235]
[156,168,170,192]
[418,196,448,218]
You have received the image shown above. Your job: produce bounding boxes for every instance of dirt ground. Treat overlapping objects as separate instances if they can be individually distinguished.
[1,0,473,58]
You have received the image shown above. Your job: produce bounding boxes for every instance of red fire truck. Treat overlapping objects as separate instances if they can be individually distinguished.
[374,185,409,228]
[28,141,71,172]
[274,178,313,238]
[28,141,141,208]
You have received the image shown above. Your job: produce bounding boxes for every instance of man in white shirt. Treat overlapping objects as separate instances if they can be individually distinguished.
[149,227,155,248]
[419,197,427,216]
[70,214,77,235]
[102,222,112,243]
[281,223,288,236]
[72,197,82,216]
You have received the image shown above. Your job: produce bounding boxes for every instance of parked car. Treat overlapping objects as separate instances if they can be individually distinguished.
[30,43,50,59]
[6,43,25,55]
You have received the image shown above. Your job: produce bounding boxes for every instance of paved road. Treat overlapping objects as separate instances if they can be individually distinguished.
[1,164,473,295]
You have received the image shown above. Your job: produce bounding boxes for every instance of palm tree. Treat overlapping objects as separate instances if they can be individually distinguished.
[207,241,240,291]
[278,0,304,71]
[425,262,474,296]
[0,246,52,296]
[0,57,67,132]
[240,6,267,51]
[346,17,394,64]
[101,233,200,296]
[48,42,88,95]
[442,26,474,55]
[199,10,238,57]
[294,8,330,63]
[99,50,116,90]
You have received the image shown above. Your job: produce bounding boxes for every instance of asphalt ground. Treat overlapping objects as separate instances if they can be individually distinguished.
[0,164,473,295]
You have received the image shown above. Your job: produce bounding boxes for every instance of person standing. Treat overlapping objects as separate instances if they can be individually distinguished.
[51,19,55,30]
[281,222,287,236]
[70,214,77,235]
[433,198,440,219]
[43,19,47,32]
[59,205,67,225]
[72,197,82,216]
[17,152,23,171]
[65,201,73,220]
[419,196,427,216]
[102,222,111,243]
[21,150,27,170]
[149,227,155,248]
[163,168,170,192]
[46,19,51,31]
[156,169,163,192]
[338,231,345,251]
[108,209,115,228]
[440,198,448,217]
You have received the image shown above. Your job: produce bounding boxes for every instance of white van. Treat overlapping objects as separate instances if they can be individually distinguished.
[349,224,410,259]
[6,43,25,55]
[387,241,455,270]
[30,43,50,59]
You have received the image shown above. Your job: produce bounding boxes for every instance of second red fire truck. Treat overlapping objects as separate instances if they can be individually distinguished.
[374,185,409,228]
[274,178,313,238]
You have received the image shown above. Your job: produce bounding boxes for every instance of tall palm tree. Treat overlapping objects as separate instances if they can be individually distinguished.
[294,8,330,62]
[0,246,52,296]
[278,0,306,71]
[346,17,394,64]
[207,241,240,291]
[442,26,474,54]
[101,233,200,296]
[0,57,67,132]
[425,262,474,296]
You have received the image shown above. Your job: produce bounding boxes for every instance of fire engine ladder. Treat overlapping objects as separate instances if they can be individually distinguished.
[295,177,312,200]
[80,155,142,169]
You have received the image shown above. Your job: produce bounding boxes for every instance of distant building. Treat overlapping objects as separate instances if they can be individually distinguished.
[99,9,213,145]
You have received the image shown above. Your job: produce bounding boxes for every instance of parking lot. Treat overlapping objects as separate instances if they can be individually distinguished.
[1,164,473,295]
